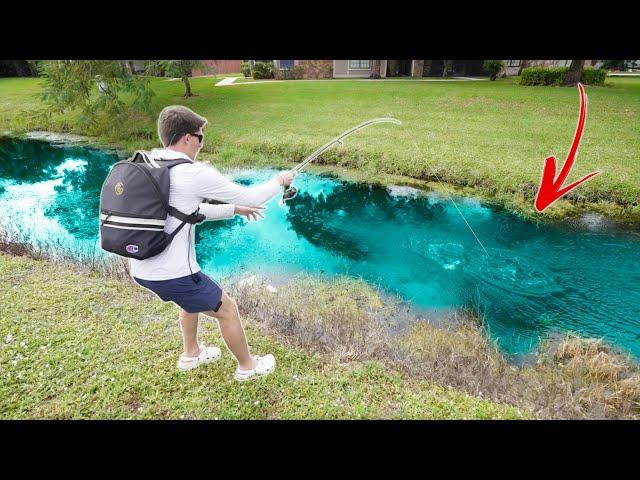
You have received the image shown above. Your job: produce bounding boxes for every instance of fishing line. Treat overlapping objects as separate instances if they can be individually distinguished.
[397,125,490,257]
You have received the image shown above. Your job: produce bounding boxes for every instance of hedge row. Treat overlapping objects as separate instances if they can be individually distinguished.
[520,66,607,86]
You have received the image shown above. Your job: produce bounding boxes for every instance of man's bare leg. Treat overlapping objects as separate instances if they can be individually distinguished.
[203,292,257,371]
[179,309,201,357]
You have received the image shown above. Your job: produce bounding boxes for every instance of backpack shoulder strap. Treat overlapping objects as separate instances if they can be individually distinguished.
[130,150,160,168]
[130,151,193,170]
[156,158,194,169]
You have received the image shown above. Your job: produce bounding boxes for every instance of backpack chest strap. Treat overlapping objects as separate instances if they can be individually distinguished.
[167,205,206,224]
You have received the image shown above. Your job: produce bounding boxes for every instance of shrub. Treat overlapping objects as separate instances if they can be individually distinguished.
[520,66,607,86]
[144,60,166,77]
[240,61,252,78]
[520,66,568,86]
[275,65,305,80]
[252,61,275,79]
[483,60,505,80]
[582,67,607,86]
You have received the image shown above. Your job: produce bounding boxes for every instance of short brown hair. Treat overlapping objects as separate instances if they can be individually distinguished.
[157,105,208,147]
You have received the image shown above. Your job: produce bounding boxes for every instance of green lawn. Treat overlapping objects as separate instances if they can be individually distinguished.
[0,253,525,419]
[1,75,639,222]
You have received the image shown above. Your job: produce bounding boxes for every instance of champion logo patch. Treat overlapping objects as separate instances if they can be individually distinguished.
[126,244,139,254]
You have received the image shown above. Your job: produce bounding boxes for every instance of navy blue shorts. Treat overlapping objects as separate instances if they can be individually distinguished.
[133,272,224,314]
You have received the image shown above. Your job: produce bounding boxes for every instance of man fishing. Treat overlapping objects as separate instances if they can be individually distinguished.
[130,105,294,380]
[125,108,401,380]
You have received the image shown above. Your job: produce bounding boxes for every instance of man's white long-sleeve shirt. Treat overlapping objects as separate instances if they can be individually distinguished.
[129,148,281,281]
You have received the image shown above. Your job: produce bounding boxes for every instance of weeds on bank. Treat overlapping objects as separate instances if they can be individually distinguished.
[0,224,129,280]
[230,275,640,419]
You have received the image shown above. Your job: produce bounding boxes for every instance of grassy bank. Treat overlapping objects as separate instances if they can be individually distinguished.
[2,246,639,419]
[1,76,639,223]
[0,253,525,419]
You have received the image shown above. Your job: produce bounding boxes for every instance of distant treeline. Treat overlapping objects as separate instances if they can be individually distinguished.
[0,60,37,77]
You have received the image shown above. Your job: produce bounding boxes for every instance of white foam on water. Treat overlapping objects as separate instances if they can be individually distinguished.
[0,157,97,255]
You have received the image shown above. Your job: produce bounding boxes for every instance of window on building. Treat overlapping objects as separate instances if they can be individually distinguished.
[279,60,294,70]
[349,60,370,69]
[506,60,521,67]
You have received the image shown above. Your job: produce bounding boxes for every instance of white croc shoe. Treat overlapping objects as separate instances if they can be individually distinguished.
[177,345,222,371]
[235,354,276,381]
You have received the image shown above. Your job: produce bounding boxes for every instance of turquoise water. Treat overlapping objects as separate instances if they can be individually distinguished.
[1,138,639,359]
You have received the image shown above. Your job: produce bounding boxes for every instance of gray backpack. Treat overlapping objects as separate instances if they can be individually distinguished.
[99,150,205,259]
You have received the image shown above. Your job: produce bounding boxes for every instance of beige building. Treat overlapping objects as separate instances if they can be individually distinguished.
[269,60,599,79]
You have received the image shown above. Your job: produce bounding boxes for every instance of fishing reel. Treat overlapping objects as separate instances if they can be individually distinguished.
[280,184,298,205]
[282,185,298,202]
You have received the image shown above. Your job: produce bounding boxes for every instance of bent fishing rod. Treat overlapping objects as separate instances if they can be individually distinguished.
[203,117,402,206]
[281,117,402,203]
[280,116,488,256]
[202,116,488,255]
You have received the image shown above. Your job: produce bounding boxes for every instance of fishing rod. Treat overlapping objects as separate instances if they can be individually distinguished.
[281,117,402,203]
[282,116,488,256]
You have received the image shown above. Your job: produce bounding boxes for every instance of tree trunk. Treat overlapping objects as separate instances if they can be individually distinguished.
[369,60,381,79]
[423,60,432,76]
[442,60,453,77]
[387,60,399,77]
[498,60,507,79]
[517,59,530,76]
[564,60,585,86]
[182,76,192,97]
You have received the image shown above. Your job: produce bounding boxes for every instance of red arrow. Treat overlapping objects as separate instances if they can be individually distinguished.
[534,82,601,213]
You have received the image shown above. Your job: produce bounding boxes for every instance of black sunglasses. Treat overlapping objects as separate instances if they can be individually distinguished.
[189,133,203,143]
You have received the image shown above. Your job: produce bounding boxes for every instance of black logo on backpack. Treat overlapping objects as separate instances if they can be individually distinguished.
[99,151,205,260]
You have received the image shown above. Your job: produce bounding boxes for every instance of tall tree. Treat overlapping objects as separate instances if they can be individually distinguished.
[564,60,585,86]
[158,60,207,97]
